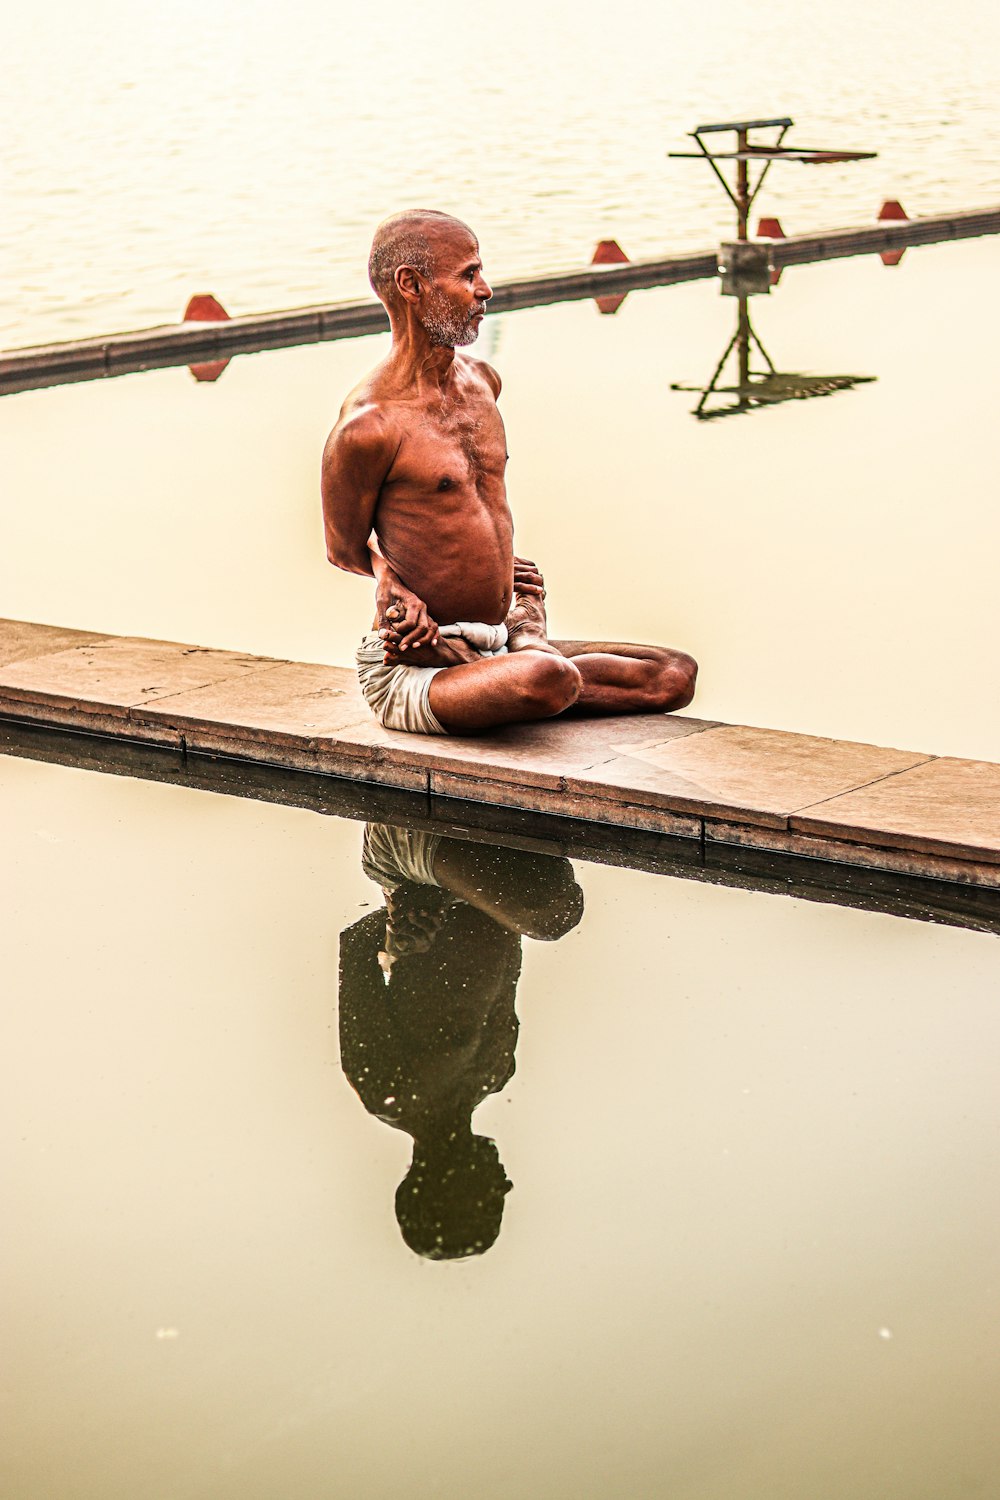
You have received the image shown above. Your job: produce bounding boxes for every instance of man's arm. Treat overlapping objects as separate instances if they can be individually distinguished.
[321,406,438,648]
[321,405,394,579]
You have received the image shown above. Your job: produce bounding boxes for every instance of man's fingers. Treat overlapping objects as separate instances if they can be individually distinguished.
[514,566,545,589]
[394,602,424,633]
[394,606,439,650]
[389,620,420,651]
[407,618,439,648]
[381,590,438,657]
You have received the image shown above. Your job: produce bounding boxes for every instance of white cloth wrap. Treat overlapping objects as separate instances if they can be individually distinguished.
[355,622,509,736]
[438,621,509,654]
[362,822,443,892]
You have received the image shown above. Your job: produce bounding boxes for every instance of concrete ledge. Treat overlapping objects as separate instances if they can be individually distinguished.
[706,819,1000,889]
[2,617,998,891]
[3,207,996,395]
[772,207,1000,267]
[2,712,998,935]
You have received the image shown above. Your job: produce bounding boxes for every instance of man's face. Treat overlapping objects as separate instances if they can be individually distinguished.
[420,227,493,348]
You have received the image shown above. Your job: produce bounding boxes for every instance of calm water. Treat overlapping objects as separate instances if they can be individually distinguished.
[2,752,999,1498]
[2,236,998,759]
[4,29,1000,1490]
[3,0,1000,345]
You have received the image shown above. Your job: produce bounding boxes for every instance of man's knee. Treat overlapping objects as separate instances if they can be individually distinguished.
[648,650,698,711]
[517,652,582,717]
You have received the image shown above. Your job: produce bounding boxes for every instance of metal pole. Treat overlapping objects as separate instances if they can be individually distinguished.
[737,296,750,410]
[736,129,749,240]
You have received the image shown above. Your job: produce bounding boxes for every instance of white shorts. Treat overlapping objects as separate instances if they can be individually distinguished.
[355,622,509,736]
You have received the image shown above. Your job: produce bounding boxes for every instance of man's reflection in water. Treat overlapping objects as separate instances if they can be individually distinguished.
[339,824,584,1260]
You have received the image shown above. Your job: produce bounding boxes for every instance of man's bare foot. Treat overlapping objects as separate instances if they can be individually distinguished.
[505,590,560,654]
[382,633,480,669]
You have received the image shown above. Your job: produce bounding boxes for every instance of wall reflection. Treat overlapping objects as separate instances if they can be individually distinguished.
[339,825,584,1260]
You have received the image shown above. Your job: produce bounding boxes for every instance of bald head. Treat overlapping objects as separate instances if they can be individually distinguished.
[367,209,475,308]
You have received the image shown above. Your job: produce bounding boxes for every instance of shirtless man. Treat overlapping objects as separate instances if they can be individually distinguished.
[321,209,697,735]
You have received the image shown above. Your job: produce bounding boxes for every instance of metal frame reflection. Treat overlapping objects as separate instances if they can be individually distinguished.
[670,290,876,421]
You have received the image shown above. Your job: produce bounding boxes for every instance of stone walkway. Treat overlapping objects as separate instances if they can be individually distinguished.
[2,618,998,889]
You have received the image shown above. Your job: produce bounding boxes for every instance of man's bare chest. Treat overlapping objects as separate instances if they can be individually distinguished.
[389,397,507,497]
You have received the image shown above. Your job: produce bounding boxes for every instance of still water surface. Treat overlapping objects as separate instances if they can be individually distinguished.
[4,0,1000,344]
[3,752,999,1498]
[4,128,999,1495]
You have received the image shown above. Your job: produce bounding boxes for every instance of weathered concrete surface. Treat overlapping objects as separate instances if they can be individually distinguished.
[2,207,997,394]
[790,757,1000,863]
[0,632,287,741]
[560,724,931,828]
[0,620,109,667]
[2,701,999,935]
[1,617,998,887]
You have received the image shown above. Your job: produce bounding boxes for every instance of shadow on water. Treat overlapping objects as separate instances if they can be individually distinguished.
[339,825,584,1259]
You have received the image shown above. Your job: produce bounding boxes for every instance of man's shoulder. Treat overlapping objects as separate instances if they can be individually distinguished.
[324,389,400,463]
[460,352,502,398]
[322,392,403,496]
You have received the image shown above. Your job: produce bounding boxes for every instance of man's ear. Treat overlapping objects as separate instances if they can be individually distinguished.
[395,265,422,304]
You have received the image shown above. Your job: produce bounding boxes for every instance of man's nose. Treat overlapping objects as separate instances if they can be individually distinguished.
[476,273,493,301]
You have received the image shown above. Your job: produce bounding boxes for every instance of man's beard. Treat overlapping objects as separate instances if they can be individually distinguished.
[422,289,485,348]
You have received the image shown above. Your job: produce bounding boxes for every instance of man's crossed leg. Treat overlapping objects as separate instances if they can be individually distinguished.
[423,639,697,734]
[379,570,697,736]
